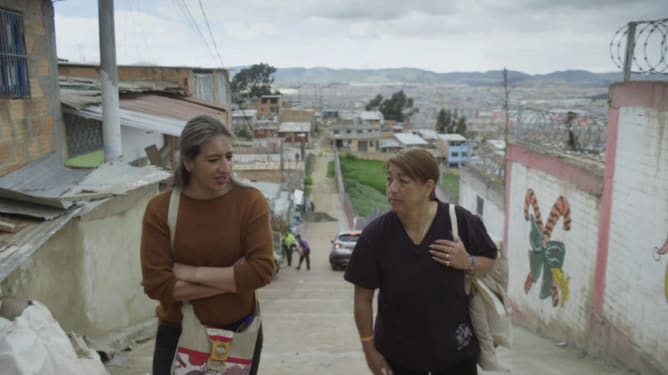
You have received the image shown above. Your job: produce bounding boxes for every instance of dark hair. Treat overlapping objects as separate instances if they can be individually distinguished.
[386,148,440,200]
[173,115,233,188]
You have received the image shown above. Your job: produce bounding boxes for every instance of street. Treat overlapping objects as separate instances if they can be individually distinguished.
[106,150,636,375]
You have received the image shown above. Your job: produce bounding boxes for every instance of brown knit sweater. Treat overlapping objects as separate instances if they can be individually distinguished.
[140,186,274,327]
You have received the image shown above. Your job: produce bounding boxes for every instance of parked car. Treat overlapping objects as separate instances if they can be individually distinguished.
[329,231,360,270]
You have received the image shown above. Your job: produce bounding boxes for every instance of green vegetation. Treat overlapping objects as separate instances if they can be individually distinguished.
[230,63,279,104]
[339,155,386,194]
[442,172,460,202]
[327,161,335,177]
[331,154,388,217]
[344,178,388,217]
[436,108,467,136]
[234,126,253,141]
[303,175,313,197]
[365,90,414,122]
[305,153,315,177]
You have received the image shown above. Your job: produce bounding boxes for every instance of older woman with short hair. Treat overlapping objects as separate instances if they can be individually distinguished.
[345,148,497,375]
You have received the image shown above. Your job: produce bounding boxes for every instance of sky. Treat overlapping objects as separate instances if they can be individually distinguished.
[53,0,668,75]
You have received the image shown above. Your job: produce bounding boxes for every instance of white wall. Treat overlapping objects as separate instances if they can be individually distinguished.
[507,161,602,346]
[121,127,164,162]
[1,184,160,342]
[459,169,504,243]
[604,105,668,363]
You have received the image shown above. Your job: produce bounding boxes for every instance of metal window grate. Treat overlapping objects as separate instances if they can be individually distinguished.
[0,8,30,98]
[64,113,104,157]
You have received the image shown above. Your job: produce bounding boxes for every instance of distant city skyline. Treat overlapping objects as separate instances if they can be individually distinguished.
[54,0,667,75]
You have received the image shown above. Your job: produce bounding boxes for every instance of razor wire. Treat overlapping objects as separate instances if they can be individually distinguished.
[512,108,607,160]
[610,17,668,79]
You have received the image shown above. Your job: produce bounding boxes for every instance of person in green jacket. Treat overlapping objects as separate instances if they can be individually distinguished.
[282,231,297,267]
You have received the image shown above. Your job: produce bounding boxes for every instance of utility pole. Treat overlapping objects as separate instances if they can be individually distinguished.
[503,68,510,182]
[98,0,122,161]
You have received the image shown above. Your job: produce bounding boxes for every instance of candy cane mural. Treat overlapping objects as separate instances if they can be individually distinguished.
[523,189,571,307]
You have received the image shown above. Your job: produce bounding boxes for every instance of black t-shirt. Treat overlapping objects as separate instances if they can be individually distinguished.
[344,201,498,370]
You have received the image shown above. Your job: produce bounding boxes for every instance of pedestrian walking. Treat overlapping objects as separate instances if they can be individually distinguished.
[295,234,311,271]
[344,148,498,375]
[140,115,274,375]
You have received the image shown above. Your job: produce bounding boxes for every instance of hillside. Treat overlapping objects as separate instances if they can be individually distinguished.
[230,66,665,87]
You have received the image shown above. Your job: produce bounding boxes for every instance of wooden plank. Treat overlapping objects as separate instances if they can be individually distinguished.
[0,220,16,233]
[145,144,164,167]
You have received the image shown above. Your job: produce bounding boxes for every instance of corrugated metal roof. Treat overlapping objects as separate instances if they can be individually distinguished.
[59,77,184,111]
[232,109,257,117]
[437,133,467,142]
[71,105,185,137]
[379,139,401,148]
[394,133,428,145]
[360,111,383,121]
[0,153,91,210]
[0,153,170,217]
[120,94,227,122]
[71,159,171,196]
[279,122,310,132]
[0,206,83,282]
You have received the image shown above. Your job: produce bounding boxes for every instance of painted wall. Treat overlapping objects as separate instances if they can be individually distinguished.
[506,144,603,347]
[0,0,62,176]
[594,82,668,373]
[459,168,504,243]
[0,184,159,342]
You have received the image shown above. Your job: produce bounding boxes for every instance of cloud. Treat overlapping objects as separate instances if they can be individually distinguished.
[53,0,668,74]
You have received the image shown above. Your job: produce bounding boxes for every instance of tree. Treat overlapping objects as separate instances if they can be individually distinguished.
[436,108,467,136]
[230,63,277,104]
[436,108,451,133]
[364,90,414,122]
[455,115,467,136]
[385,90,413,122]
[365,94,383,111]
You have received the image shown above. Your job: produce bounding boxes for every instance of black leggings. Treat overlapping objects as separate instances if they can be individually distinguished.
[386,355,478,375]
[152,323,263,375]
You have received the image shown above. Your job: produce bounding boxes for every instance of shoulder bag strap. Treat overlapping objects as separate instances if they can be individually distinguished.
[449,203,459,241]
[168,188,181,253]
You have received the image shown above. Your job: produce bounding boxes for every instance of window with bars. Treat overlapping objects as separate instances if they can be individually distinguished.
[64,113,103,157]
[0,8,30,98]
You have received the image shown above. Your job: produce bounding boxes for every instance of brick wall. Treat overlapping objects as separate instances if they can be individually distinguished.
[506,144,604,347]
[0,0,61,176]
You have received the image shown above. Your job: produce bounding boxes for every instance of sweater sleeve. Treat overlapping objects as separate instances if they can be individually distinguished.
[233,190,275,292]
[140,194,177,304]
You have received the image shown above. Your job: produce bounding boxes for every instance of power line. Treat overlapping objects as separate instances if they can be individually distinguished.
[197,0,225,68]
[173,0,218,63]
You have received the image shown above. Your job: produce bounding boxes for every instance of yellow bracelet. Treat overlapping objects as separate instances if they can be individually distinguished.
[360,335,374,342]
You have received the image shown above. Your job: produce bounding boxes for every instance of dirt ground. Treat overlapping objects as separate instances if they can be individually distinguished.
[105,146,636,375]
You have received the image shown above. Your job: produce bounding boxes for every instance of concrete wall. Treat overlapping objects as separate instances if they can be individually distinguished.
[0,0,62,176]
[0,184,159,342]
[591,82,668,374]
[459,168,504,243]
[121,127,164,162]
[506,144,604,347]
